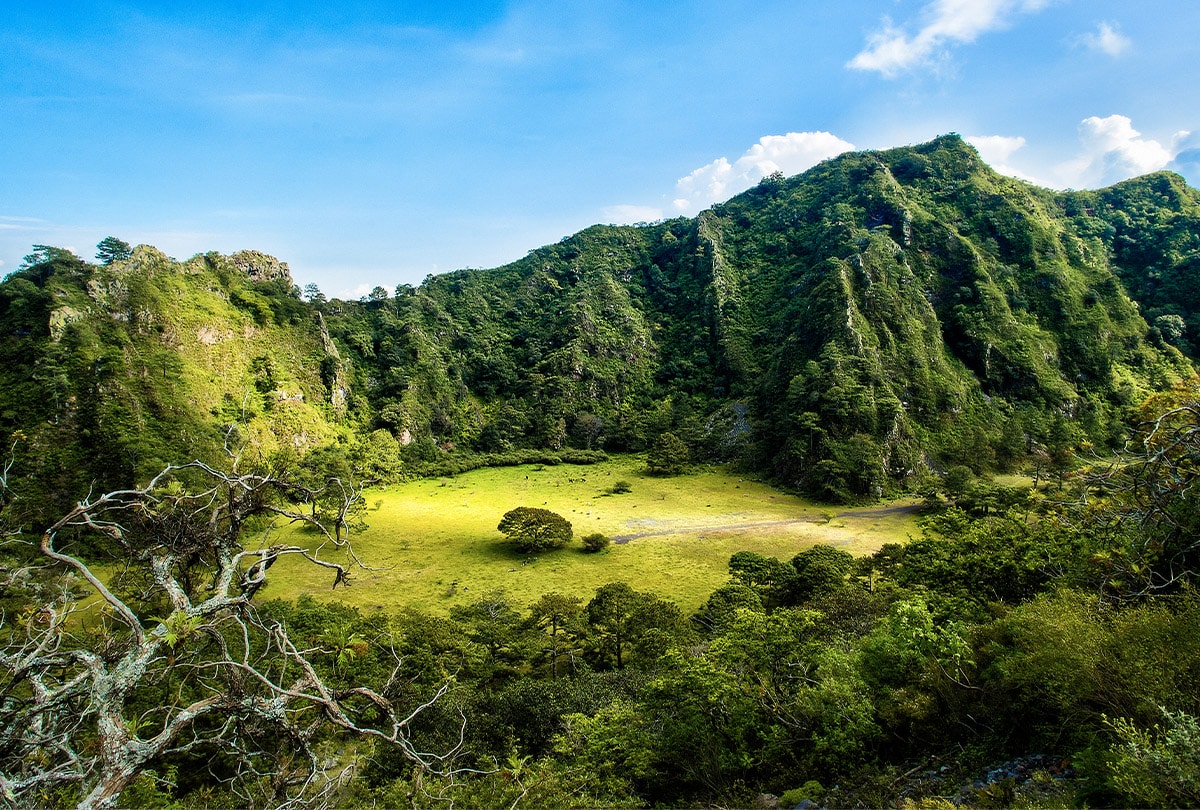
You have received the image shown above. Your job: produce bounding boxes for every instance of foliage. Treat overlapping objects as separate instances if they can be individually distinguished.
[646,431,690,475]
[362,754,642,809]
[262,456,905,618]
[450,589,529,676]
[1088,172,1200,358]
[497,506,574,553]
[789,544,855,600]
[3,137,1200,808]
[728,549,797,609]
[627,607,877,800]
[1,137,1196,512]
[3,375,1199,808]
[693,583,764,635]
[1106,708,1200,808]
[0,245,342,520]
[864,510,1083,614]
[526,592,586,679]
[980,588,1200,744]
[95,236,133,265]
[1072,379,1200,598]
[580,531,611,552]
[585,582,689,670]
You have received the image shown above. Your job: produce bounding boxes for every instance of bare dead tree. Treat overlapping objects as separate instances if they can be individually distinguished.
[0,461,460,809]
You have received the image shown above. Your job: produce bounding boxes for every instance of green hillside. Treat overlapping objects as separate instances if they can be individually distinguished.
[322,135,1194,498]
[1,135,1195,509]
[0,246,344,516]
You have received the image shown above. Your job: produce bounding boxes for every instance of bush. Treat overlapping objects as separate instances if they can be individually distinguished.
[1107,709,1200,808]
[559,449,608,465]
[780,781,825,808]
[581,533,611,553]
[407,449,607,478]
[789,545,855,601]
[608,480,632,495]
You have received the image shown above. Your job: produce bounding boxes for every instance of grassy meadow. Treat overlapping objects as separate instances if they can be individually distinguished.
[265,455,920,614]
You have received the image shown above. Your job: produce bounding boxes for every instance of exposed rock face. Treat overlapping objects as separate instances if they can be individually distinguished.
[230,250,293,285]
[126,244,172,274]
[196,326,231,345]
[48,306,82,341]
[317,312,348,416]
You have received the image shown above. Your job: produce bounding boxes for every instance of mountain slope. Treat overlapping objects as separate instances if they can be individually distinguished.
[0,247,344,515]
[338,135,1191,498]
[699,136,1191,496]
[1,135,1195,506]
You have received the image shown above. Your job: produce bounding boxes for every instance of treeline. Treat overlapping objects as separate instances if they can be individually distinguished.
[363,379,1197,808]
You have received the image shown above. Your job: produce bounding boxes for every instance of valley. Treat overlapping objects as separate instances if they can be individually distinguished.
[266,455,921,614]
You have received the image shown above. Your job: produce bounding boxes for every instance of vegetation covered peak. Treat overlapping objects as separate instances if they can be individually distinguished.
[1,135,1197,506]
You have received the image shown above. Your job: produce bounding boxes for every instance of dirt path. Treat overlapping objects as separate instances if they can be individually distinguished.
[610,502,923,544]
[835,503,924,520]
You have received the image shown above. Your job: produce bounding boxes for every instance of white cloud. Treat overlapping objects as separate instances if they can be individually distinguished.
[965,134,1049,183]
[1169,132,1200,185]
[673,158,736,213]
[967,134,1027,165]
[1077,21,1130,57]
[340,282,376,300]
[848,0,1053,78]
[672,131,855,214]
[1055,115,1184,188]
[602,204,664,224]
[0,216,45,231]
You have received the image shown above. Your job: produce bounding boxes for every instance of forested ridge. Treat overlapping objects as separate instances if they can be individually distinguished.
[3,136,1197,512]
[2,135,1200,807]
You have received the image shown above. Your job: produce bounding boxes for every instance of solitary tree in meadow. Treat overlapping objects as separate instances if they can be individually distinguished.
[497,506,573,553]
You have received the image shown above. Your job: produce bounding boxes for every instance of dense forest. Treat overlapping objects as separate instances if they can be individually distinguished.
[2,135,1200,808]
[2,136,1196,509]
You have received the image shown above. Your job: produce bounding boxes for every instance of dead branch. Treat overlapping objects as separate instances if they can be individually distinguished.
[0,461,458,809]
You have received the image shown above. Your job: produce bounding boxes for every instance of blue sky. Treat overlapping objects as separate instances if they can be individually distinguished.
[3,0,1198,296]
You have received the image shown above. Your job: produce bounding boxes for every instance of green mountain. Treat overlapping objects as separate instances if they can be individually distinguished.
[1,135,1195,508]
[0,247,346,515]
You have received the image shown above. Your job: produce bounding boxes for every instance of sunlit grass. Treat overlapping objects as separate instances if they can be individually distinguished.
[265,456,920,615]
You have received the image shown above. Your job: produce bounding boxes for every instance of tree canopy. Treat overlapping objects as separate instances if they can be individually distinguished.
[497,506,573,553]
[95,236,133,265]
[3,137,1199,508]
[646,432,690,476]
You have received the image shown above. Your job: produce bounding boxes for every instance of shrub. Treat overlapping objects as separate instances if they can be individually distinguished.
[581,533,611,553]
[780,781,825,808]
[1107,709,1200,808]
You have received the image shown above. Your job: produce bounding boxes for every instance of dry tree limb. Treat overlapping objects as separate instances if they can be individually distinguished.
[0,461,462,809]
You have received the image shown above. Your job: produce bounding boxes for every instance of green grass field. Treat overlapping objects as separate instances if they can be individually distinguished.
[265,456,921,615]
